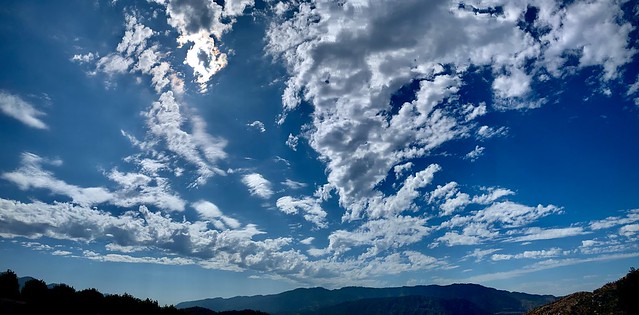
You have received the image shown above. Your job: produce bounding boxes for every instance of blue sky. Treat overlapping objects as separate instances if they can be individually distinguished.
[1,0,639,306]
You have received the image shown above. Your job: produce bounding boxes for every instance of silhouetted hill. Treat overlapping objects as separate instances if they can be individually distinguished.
[181,306,269,315]
[177,283,556,315]
[304,295,490,315]
[526,268,639,315]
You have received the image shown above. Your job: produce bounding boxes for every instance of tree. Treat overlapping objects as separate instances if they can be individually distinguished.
[21,278,48,303]
[0,269,19,300]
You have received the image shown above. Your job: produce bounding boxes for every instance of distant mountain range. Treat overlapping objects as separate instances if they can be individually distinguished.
[177,283,556,315]
[525,268,639,315]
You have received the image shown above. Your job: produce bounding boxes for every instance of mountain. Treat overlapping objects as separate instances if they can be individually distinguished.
[17,277,36,290]
[303,296,490,315]
[177,284,556,315]
[526,268,639,315]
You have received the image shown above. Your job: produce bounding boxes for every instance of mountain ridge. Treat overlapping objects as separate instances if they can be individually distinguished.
[177,283,556,315]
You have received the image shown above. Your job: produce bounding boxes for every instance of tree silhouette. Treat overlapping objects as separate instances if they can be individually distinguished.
[0,269,19,300]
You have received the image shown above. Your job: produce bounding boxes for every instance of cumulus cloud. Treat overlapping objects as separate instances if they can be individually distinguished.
[247,120,266,132]
[320,216,432,259]
[0,92,48,129]
[435,201,561,246]
[276,196,327,228]
[464,145,485,162]
[192,200,241,230]
[156,0,254,92]
[242,173,273,199]
[266,0,635,225]
[286,133,299,151]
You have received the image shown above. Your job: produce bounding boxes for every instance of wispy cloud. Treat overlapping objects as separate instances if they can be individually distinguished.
[0,92,48,129]
[242,173,273,199]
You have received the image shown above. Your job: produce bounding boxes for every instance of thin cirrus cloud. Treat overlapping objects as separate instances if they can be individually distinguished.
[0,92,48,129]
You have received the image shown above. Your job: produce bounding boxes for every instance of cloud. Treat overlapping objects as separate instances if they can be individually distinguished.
[619,224,639,237]
[266,0,635,225]
[2,152,113,206]
[589,209,639,230]
[70,52,96,64]
[157,0,254,92]
[300,237,314,245]
[491,248,562,261]
[320,216,432,259]
[286,133,299,151]
[282,179,307,190]
[242,173,273,199]
[247,120,266,132]
[477,125,508,140]
[107,169,186,212]
[0,198,296,273]
[192,200,241,230]
[455,252,639,284]
[143,91,227,186]
[393,162,413,180]
[427,183,515,217]
[276,196,327,228]
[463,248,501,262]
[96,53,133,75]
[1,152,186,212]
[435,201,561,246]
[0,92,48,129]
[464,145,485,162]
[508,227,587,242]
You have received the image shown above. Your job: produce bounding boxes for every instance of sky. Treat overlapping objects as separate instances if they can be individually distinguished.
[1,0,639,306]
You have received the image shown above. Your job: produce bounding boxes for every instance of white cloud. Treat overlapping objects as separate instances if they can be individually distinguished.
[321,216,432,259]
[0,92,48,129]
[619,224,639,237]
[266,0,635,225]
[2,152,113,206]
[192,200,241,230]
[493,67,531,99]
[247,120,266,132]
[286,133,299,151]
[491,248,562,261]
[300,237,314,245]
[2,152,187,212]
[96,53,133,75]
[276,196,327,228]
[71,52,96,64]
[107,169,186,212]
[143,91,227,186]
[242,173,273,199]
[428,183,514,217]
[282,179,307,190]
[393,162,413,180]
[539,0,636,80]
[508,227,587,242]
[463,248,500,262]
[366,164,441,219]
[589,209,639,230]
[155,0,253,92]
[193,200,223,219]
[464,145,485,162]
[435,201,561,247]
[477,125,508,139]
